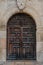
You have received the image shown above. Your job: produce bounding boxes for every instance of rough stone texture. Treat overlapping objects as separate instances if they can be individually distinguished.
[0,0,43,64]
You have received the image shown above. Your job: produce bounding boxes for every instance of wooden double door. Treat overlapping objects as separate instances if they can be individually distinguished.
[7,13,36,60]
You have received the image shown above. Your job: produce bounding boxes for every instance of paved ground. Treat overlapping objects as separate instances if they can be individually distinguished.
[2,61,43,65]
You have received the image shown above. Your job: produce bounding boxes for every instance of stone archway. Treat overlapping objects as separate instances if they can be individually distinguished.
[0,4,41,62]
[7,13,36,60]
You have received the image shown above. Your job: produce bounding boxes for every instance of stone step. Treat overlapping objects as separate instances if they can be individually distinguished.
[3,61,43,65]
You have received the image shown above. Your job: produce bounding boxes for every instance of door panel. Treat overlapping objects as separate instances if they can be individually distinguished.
[7,13,36,60]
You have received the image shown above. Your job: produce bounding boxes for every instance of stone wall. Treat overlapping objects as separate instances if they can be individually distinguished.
[0,0,43,64]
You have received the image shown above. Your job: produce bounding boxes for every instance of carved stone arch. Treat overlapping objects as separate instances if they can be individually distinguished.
[1,6,41,62]
[5,6,41,30]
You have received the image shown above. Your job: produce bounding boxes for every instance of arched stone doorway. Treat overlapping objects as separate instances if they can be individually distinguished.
[7,13,36,60]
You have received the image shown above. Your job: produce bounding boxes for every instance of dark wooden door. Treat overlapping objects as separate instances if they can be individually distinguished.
[7,13,36,60]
